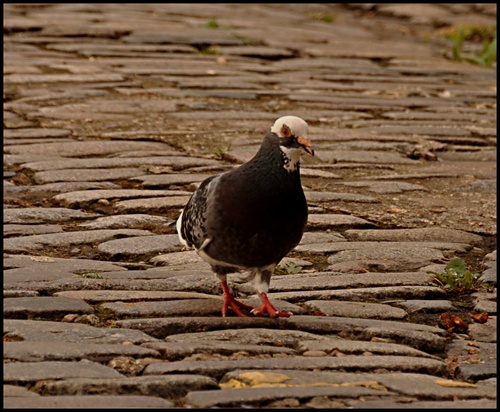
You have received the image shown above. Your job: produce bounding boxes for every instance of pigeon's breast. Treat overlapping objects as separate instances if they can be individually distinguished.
[203,167,308,267]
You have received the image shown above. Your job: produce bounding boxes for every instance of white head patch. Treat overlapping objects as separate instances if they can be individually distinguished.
[271,116,309,138]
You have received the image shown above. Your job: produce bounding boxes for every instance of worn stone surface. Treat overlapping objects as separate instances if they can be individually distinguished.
[3,3,496,409]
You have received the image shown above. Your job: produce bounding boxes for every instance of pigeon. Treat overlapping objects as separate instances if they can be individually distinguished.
[176,116,314,317]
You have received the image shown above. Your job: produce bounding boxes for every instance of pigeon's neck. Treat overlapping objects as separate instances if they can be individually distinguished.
[252,133,302,174]
[279,145,302,173]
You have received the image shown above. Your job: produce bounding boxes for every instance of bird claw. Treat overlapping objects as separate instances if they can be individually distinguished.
[250,292,293,317]
[220,281,292,318]
[222,295,254,317]
[251,306,292,318]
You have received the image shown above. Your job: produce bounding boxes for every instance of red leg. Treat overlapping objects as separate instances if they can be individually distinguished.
[220,280,254,317]
[251,292,292,317]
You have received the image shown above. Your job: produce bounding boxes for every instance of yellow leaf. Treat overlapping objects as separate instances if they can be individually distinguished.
[219,378,248,389]
[435,380,477,388]
[238,372,291,386]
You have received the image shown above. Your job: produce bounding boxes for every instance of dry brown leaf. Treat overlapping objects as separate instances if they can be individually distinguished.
[472,312,489,323]
[440,312,468,333]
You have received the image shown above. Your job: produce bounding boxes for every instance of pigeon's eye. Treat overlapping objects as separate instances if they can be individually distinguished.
[280,124,292,138]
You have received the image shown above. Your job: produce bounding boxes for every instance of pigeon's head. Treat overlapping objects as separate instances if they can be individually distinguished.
[271,116,314,157]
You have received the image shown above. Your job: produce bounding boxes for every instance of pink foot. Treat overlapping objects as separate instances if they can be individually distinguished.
[251,292,292,318]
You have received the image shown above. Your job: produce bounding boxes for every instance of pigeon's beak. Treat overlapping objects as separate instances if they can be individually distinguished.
[298,136,314,156]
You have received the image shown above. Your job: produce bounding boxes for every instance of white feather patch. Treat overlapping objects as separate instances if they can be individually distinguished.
[279,145,302,172]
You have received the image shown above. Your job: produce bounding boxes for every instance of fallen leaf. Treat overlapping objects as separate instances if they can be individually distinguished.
[446,355,460,377]
[467,357,484,364]
[472,312,489,323]
[467,349,479,355]
[440,312,468,333]
[238,371,290,387]
[435,380,477,388]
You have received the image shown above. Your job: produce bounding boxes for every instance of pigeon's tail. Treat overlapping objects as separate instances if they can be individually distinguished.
[168,220,178,230]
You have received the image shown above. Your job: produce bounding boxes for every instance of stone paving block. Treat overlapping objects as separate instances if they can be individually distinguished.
[4,296,94,319]
[306,214,376,229]
[53,189,190,208]
[4,224,63,236]
[34,374,218,399]
[319,150,420,165]
[4,128,71,139]
[144,355,446,380]
[130,173,215,187]
[142,341,295,361]
[3,228,154,254]
[4,73,125,84]
[344,227,484,244]
[303,300,407,320]
[326,245,445,271]
[79,214,172,229]
[4,341,160,362]
[34,167,148,183]
[3,395,175,409]
[240,271,433,294]
[349,399,497,409]
[269,285,447,303]
[117,318,314,340]
[219,370,495,401]
[296,240,471,254]
[395,299,455,313]
[54,290,217,303]
[341,180,428,194]
[5,140,173,157]
[4,319,159,344]
[4,207,100,224]
[4,254,127,284]
[3,360,123,383]
[23,156,217,172]
[305,190,379,203]
[97,234,181,258]
[113,195,192,213]
[280,316,446,353]
[298,338,436,359]
[3,385,40,397]
[185,385,394,408]
[100,298,303,318]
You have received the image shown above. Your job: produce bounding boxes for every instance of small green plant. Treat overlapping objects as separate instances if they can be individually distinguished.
[213,143,232,159]
[446,24,496,67]
[206,17,219,29]
[275,261,303,275]
[308,11,336,23]
[75,271,104,279]
[428,257,482,293]
[199,45,222,55]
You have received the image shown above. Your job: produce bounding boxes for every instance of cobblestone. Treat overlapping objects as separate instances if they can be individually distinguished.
[4,3,496,409]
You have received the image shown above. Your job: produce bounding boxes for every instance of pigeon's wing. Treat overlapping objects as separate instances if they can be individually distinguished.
[177,174,219,250]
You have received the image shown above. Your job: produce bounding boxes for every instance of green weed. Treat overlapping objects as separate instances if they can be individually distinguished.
[206,18,219,29]
[445,24,496,67]
[308,11,336,23]
[213,143,232,159]
[428,257,482,293]
[275,261,303,275]
[75,271,105,279]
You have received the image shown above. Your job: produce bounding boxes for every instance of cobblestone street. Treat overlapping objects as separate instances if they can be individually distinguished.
[3,3,497,408]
